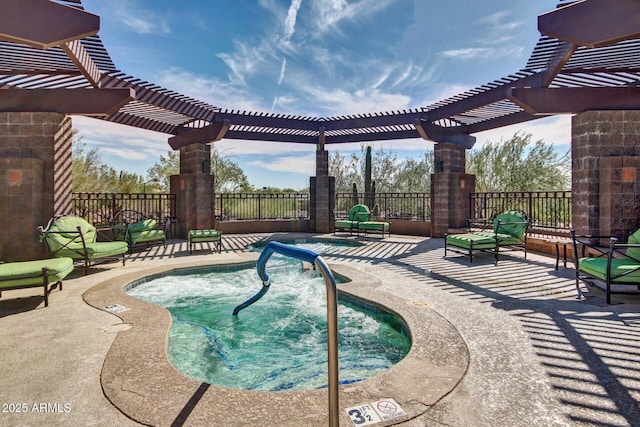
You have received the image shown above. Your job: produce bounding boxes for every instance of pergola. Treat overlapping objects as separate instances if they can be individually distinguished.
[1,0,640,151]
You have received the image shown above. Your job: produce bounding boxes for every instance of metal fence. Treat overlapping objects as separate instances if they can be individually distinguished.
[335,192,431,221]
[470,191,572,232]
[216,193,309,221]
[72,192,176,227]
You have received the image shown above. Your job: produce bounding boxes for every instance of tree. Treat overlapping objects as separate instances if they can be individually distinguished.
[329,145,432,193]
[72,139,144,192]
[146,146,252,193]
[466,132,570,192]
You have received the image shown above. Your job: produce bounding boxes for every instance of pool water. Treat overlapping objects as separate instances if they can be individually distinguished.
[126,241,411,391]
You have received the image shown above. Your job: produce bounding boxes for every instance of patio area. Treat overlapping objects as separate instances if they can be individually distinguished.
[1,233,639,426]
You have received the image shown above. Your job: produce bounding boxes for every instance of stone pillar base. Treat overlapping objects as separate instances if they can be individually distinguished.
[170,173,215,239]
[0,112,71,261]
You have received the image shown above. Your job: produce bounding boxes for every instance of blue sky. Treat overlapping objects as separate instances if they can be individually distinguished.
[75,0,570,190]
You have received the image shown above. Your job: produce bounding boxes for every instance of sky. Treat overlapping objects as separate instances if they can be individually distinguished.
[75,0,571,190]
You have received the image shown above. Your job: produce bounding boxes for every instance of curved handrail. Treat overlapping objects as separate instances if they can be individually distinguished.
[232,241,339,427]
[232,241,318,316]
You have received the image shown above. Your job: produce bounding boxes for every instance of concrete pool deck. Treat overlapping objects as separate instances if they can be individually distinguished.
[1,233,639,426]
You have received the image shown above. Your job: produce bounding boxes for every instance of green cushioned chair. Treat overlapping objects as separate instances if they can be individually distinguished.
[334,204,371,235]
[445,210,530,263]
[188,229,222,254]
[39,215,128,275]
[0,257,74,307]
[123,218,166,249]
[358,220,390,237]
[572,229,640,304]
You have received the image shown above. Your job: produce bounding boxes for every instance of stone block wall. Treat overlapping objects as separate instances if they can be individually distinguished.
[0,112,72,261]
[431,142,474,237]
[572,110,640,237]
[310,149,335,233]
[171,143,215,239]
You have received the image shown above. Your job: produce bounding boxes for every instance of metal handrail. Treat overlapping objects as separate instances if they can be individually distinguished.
[232,241,340,427]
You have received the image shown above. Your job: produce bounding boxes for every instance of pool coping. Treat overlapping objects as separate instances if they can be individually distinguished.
[83,252,469,426]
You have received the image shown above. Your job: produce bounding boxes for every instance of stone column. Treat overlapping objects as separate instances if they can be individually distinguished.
[572,111,640,237]
[170,143,215,239]
[310,147,335,233]
[0,112,72,261]
[431,142,475,237]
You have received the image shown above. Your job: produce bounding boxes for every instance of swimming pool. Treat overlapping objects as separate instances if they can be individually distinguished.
[126,241,411,391]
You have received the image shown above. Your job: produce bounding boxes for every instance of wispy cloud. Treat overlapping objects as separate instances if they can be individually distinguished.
[104,1,171,35]
[440,45,523,61]
[155,67,270,111]
[283,0,302,41]
[311,0,397,33]
[248,155,315,175]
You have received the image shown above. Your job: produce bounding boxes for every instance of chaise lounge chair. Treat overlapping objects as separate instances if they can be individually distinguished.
[0,257,74,307]
[334,204,391,237]
[571,229,640,304]
[444,210,530,263]
[334,204,371,235]
[39,215,128,275]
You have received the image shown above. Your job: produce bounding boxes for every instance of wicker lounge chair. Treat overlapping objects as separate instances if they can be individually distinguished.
[445,210,530,263]
[571,229,640,304]
[0,257,74,307]
[39,215,128,275]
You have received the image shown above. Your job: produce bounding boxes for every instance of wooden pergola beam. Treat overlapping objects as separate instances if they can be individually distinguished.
[0,0,100,49]
[0,88,134,115]
[539,0,640,48]
[168,120,230,150]
[508,87,640,114]
[414,119,476,148]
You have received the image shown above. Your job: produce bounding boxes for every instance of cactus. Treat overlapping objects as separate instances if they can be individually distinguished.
[351,182,359,206]
[364,146,373,208]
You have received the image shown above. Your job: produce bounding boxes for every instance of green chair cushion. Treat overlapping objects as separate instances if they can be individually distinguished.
[626,228,640,262]
[189,229,221,242]
[0,258,74,288]
[348,204,371,222]
[358,221,389,232]
[45,216,97,252]
[473,231,523,245]
[335,220,359,229]
[579,257,640,283]
[446,233,497,249]
[55,241,128,260]
[128,219,157,233]
[493,210,528,239]
[129,230,164,245]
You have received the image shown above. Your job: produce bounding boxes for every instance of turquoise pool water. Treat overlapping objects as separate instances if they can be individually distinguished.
[126,241,410,391]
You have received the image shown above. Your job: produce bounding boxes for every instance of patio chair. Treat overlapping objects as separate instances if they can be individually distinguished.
[571,229,640,304]
[39,215,128,275]
[0,257,74,307]
[334,204,371,235]
[444,210,530,263]
[111,210,167,251]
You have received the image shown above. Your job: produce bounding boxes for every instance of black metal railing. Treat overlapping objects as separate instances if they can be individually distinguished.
[72,192,177,229]
[216,193,309,221]
[470,191,572,232]
[335,192,431,221]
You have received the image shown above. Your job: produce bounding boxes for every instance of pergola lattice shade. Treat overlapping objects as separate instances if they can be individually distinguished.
[0,0,639,148]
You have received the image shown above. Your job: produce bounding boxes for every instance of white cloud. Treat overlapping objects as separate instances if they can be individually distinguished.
[474,115,572,148]
[284,0,302,41]
[311,0,397,33]
[155,68,269,111]
[103,1,171,35]
[440,46,524,62]
[248,155,315,175]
